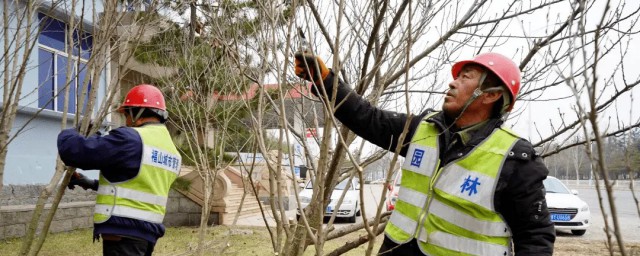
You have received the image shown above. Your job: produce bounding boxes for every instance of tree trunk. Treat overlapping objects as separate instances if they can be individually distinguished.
[196,168,212,256]
[315,211,390,243]
[326,221,387,256]
[0,140,8,197]
[232,188,247,225]
[19,160,68,255]
[28,166,74,256]
[284,202,322,256]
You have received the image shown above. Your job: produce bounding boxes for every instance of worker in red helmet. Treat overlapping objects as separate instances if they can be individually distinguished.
[294,52,555,255]
[57,84,181,256]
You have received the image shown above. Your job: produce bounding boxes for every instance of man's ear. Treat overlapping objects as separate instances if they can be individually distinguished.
[481,90,503,105]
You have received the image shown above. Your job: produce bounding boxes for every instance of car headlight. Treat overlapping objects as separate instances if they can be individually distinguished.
[300,196,311,204]
[581,204,589,212]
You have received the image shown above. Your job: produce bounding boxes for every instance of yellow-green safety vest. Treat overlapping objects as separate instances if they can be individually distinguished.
[94,124,181,224]
[385,113,519,256]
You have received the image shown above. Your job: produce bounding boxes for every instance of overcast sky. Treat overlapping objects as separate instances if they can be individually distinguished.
[289,0,640,158]
[162,0,640,159]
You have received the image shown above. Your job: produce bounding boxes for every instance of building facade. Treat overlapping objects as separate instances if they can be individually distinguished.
[2,2,107,185]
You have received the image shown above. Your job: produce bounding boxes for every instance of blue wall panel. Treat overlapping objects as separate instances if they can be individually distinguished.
[4,111,99,184]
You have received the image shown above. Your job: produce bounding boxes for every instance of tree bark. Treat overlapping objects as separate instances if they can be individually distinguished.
[310,211,390,243]
[326,220,388,256]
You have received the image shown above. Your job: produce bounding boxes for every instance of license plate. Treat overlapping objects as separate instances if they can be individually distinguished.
[326,206,332,213]
[551,214,571,221]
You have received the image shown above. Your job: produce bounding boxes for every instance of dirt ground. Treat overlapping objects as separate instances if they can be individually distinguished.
[554,236,640,256]
[2,226,639,255]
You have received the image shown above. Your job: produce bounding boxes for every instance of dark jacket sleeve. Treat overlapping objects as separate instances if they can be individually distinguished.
[57,127,143,172]
[498,139,556,255]
[313,72,425,156]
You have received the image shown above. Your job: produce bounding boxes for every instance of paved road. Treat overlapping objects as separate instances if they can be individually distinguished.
[562,187,640,242]
[237,184,640,243]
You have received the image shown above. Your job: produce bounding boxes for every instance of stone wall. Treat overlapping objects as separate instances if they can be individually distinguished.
[164,189,218,227]
[0,201,94,240]
[0,185,218,240]
[1,184,96,206]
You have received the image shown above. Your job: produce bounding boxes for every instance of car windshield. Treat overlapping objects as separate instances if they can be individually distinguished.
[543,178,571,194]
[335,179,355,190]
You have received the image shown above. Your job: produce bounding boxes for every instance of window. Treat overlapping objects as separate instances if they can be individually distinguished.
[37,13,92,114]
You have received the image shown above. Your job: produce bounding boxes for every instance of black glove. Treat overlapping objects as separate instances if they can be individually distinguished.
[294,51,330,82]
[68,172,98,191]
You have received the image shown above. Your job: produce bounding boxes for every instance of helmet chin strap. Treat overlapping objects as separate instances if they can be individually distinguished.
[127,108,146,126]
[448,71,488,126]
[444,71,509,132]
[455,71,511,120]
[441,86,484,133]
[456,88,484,117]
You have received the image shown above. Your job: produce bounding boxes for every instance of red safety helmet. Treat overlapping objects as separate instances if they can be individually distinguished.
[451,52,520,112]
[119,84,166,111]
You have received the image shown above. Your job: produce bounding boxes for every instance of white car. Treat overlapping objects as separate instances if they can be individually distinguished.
[543,176,590,235]
[297,179,361,223]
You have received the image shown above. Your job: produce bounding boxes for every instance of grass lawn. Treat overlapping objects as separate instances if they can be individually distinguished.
[4,226,638,255]
[0,226,383,256]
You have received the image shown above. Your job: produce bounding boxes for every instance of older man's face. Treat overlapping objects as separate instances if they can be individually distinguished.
[443,65,484,117]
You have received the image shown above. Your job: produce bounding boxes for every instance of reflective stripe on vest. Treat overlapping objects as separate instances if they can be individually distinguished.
[416,128,517,255]
[397,186,428,209]
[435,164,497,211]
[402,143,438,177]
[384,112,519,255]
[388,187,429,239]
[141,145,181,175]
[97,185,168,206]
[385,112,440,244]
[418,229,510,256]
[427,199,509,237]
[94,125,181,224]
[387,187,428,237]
[95,204,165,224]
[388,210,418,236]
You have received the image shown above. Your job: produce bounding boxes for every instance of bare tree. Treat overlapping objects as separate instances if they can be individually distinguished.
[6,0,637,254]
[238,0,640,255]
[570,136,586,182]
[622,109,640,222]
[8,1,162,255]
[557,0,635,255]
[130,1,299,254]
[0,0,45,195]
